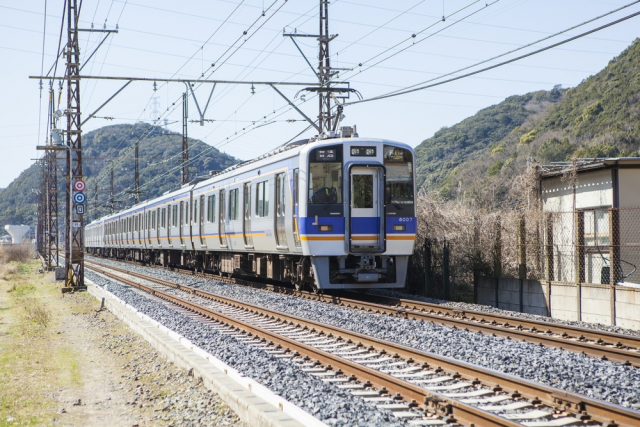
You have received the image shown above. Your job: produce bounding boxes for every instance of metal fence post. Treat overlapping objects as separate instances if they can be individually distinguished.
[443,238,450,301]
[493,216,502,307]
[518,215,526,312]
[575,210,585,321]
[545,212,554,316]
[423,238,431,297]
[609,208,620,326]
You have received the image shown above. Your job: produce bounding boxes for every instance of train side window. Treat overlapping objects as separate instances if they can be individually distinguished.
[229,189,239,220]
[184,202,189,225]
[256,181,269,217]
[173,205,178,227]
[207,195,215,222]
[152,211,156,230]
[194,199,198,224]
[162,208,166,228]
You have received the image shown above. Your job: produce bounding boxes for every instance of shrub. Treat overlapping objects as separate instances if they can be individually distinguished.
[574,143,620,159]
[23,299,51,328]
[518,129,537,145]
[491,145,505,155]
[582,101,603,121]
[1,244,34,264]
[487,161,504,176]
[537,137,575,163]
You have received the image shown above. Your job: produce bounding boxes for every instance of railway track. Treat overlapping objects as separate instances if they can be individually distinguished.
[87,257,640,369]
[86,259,640,427]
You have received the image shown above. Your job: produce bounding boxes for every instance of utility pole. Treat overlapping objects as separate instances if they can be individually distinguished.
[37,161,46,256]
[47,84,59,270]
[109,162,115,214]
[63,0,85,292]
[93,181,98,221]
[282,0,356,136]
[134,139,140,203]
[182,91,189,185]
[318,0,333,133]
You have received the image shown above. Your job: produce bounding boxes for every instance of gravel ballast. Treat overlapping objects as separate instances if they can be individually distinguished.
[87,270,408,427]
[87,258,640,411]
[367,288,640,338]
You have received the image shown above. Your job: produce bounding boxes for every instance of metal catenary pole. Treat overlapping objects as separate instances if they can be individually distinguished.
[63,0,85,291]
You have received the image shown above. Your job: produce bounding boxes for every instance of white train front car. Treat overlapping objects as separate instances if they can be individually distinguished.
[299,137,416,289]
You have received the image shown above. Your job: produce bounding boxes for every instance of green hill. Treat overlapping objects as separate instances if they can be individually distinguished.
[415,38,640,207]
[0,123,239,231]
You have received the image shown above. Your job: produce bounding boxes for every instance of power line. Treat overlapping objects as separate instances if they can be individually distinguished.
[347,8,640,106]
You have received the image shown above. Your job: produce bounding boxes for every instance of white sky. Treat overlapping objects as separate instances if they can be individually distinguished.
[1,0,639,189]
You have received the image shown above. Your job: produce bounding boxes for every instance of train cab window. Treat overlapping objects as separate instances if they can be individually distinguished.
[256,181,269,217]
[229,189,239,220]
[207,195,215,222]
[308,145,342,204]
[383,145,414,215]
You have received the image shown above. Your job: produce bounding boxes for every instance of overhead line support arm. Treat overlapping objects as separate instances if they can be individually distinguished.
[270,84,320,133]
[81,81,132,126]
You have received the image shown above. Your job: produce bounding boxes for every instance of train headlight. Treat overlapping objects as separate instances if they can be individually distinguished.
[319,225,333,232]
[393,224,406,231]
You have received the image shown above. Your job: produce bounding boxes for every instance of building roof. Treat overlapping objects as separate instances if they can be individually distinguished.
[538,158,640,178]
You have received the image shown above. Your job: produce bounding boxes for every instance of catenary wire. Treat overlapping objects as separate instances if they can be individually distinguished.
[346,8,640,106]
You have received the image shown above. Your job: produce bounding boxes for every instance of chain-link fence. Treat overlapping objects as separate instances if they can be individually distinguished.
[406,194,640,301]
[539,207,640,286]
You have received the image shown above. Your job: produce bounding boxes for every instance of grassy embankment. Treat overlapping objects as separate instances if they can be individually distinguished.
[0,245,84,426]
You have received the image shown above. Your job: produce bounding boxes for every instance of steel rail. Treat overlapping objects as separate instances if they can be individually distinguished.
[88,262,517,426]
[87,258,640,368]
[87,260,640,427]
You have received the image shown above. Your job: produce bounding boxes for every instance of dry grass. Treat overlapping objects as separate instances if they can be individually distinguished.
[1,243,34,264]
[409,189,546,299]
[22,298,52,328]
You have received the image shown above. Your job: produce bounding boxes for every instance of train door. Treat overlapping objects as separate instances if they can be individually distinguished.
[275,173,288,248]
[243,183,253,247]
[292,169,301,247]
[349,166,384,252]
[156,208,161,245]
[167,205,172,245]
[218,189,228,247]
[199,195,205,245]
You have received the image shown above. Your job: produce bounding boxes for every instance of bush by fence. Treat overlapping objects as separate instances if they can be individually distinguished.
[406,193,640,301]
[1,243,35,264]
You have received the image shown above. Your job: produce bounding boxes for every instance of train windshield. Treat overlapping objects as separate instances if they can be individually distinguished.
[384,145,414,209]
[308,146,343,204]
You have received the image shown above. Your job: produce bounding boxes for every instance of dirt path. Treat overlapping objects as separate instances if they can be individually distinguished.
[0,261,245,427]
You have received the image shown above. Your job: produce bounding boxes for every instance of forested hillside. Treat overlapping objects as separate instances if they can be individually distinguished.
[0,123,239,232]
[415,38,640,207]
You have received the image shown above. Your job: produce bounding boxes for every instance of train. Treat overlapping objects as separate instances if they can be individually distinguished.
[85,126,417,291]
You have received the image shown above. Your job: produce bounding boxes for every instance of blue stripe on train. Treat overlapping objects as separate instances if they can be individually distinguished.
[300,217,345,235]
[300,216,417,235]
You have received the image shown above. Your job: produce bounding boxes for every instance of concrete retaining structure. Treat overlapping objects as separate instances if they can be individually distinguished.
[86,279,325,427]
[477,276,640,329]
